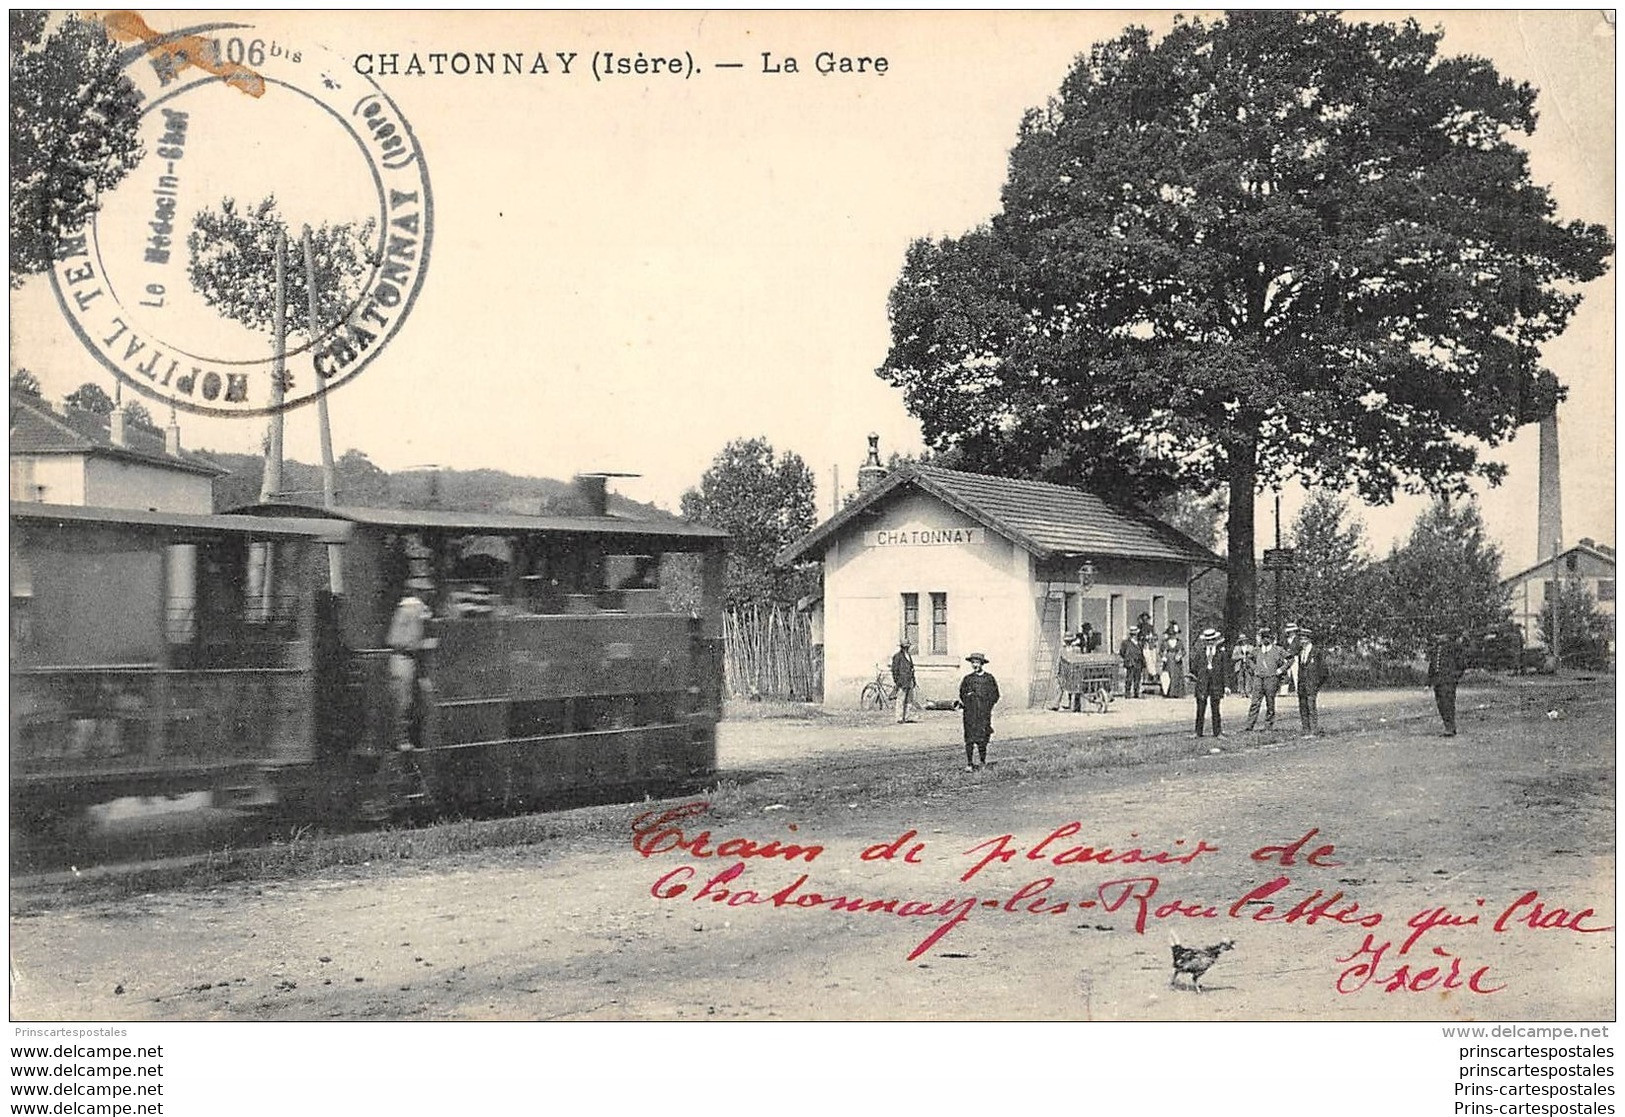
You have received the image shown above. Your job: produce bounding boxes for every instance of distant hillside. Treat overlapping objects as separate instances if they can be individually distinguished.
[204,449,680,521]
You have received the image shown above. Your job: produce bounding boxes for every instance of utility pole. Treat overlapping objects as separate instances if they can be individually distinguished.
[1272,491,1283,639]
[304,226,343,593]
[249,230,289,616]
[1551,534,1563,668]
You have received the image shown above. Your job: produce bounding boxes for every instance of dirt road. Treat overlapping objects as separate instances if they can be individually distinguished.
[9,680,1614,1021]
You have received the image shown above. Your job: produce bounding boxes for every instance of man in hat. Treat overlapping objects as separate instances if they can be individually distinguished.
[955,653,1000,771]
[1294,625,1329,739]
[1188,627,1229,738]
[890,639,918,723]
[1426,631,1467,736]
[1119,631,1145,699]
[1282,623,1302,695]
[386,578,436,750]
[1243,628,1289,731]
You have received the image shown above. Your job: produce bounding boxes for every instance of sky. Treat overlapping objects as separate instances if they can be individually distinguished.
[9,10,1615,574]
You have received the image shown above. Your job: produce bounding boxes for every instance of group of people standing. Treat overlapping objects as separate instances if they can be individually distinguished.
[1184,625,1329,740]
[884,618,1469,777]
[1116,614,1193,700]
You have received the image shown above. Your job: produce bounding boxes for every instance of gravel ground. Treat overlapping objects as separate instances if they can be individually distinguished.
[9,678,1614,1021]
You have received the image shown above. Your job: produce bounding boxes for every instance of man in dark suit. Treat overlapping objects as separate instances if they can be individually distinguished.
[1188,627,1228,738]
[1427,632,1467,736]
[1294,625,1330,739]
[1119,633,1144,698]
[890,640,918,723]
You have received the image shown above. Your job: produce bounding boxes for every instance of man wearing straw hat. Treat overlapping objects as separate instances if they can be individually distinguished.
[890,639,918,723]
[1294,625,1329,739]
[955,652,1001,771]
[1188,627,1229,739]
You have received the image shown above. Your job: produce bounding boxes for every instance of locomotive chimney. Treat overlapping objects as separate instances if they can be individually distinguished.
[575,474,609,516]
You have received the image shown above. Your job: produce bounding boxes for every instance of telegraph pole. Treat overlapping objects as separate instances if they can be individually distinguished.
[1272,491,1283,638]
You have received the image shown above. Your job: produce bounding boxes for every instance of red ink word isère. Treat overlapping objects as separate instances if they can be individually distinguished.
[1335,934,1505,995]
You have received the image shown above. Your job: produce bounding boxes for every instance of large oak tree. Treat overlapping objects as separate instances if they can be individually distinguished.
[878,11,1612,638]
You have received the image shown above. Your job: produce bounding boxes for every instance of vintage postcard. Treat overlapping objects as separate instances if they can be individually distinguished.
[6,8,1616,1101]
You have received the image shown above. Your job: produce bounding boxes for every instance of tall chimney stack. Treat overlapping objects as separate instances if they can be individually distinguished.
[166,406,182,456]
[1536,413,1562,563]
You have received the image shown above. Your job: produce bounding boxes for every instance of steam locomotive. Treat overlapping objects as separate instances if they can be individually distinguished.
[10,495,727,828]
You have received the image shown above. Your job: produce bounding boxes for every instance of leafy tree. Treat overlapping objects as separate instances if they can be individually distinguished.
[64,381,113,415]
[122,399,154,427]
[335,448,391,505]
[1378,497,1509,658]
[188,196,378,340]
[681,437,818,607]
[1148,490,1227,554]
[878,11,1613,642]
[1260,491,1378,650]
[1538,580,1612,670]
[9,11,144,282]
[10,368,41,396]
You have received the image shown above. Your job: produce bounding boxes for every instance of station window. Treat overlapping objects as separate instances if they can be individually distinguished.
[930,592,948,656]
[901,593,919,650]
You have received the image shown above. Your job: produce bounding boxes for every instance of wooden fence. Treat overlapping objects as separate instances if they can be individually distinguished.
[723,604,821,701]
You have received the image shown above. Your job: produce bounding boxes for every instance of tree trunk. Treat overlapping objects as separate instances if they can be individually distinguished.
[1225,441,1257,642]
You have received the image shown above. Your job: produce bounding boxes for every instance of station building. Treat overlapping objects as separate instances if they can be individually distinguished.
[779,443,1224,707]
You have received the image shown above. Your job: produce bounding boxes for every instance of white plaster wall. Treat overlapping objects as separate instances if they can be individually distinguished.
[14,456,87,505]
[84,457,214,513]
[822,491,1039,706]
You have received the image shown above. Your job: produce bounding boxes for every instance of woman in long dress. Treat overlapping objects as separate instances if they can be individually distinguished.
[1161,624,1187,699]
[1137,630,1163,689]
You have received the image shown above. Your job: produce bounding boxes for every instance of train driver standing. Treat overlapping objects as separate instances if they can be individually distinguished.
[387,576,436,750]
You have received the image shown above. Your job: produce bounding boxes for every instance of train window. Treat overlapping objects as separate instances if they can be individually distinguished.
[605,554,660,591]
[447,535,510,616]
[10,548,33,652]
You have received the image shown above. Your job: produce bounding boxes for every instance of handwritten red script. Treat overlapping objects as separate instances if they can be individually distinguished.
[631,802,1612,992]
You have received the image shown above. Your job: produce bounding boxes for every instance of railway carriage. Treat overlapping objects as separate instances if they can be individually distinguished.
[10,498,727,826]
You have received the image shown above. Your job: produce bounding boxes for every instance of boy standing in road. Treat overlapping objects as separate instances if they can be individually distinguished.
[1427,632,1466,736]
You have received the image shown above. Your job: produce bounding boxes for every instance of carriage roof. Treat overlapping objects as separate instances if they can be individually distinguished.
[11,502,351,543]
[236,503,728,545]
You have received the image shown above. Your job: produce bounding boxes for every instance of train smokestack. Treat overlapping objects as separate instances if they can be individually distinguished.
[575,474,609,516]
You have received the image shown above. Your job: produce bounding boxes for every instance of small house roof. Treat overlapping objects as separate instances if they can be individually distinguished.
[1500,541,1617,587]
[9,391,225,477]
[778,464,1224,567]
